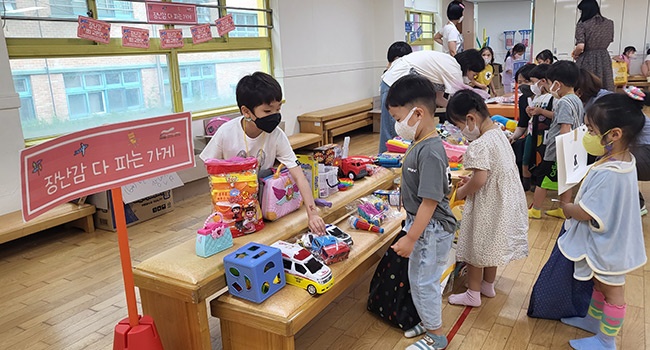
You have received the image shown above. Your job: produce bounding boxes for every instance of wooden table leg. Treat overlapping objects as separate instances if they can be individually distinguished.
[139,289,212,350]
[221,319,295,350]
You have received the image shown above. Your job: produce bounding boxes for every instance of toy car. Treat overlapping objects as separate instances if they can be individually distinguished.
[325,224,353,246]
[311,235,350,265]
[271,241,334,296]
[340,156,375,180]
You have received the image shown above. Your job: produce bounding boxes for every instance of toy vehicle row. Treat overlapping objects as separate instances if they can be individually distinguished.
[271,240,334,296]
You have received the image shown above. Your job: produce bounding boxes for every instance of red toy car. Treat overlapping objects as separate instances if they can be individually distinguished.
[340,156,375,180]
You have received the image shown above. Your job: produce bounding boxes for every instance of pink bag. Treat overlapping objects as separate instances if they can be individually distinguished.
[260,164,303,221]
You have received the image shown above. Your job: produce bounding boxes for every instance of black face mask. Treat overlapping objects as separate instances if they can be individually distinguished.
[519,84,533,97]
[253,113,281,133]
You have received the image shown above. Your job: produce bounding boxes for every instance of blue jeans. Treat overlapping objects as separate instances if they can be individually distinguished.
[378,81,395,154]
[404,213,454,330]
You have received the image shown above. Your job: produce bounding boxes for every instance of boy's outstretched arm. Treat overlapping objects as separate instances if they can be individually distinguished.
[289,166,326,235]
[392,198,438,258]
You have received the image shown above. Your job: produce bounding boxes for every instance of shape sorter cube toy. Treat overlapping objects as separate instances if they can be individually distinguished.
[223,242,286,303]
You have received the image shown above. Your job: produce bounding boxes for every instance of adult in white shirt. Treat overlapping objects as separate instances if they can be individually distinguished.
[434,1,464,56]
[381,49,485,108]
[200,72,326,234]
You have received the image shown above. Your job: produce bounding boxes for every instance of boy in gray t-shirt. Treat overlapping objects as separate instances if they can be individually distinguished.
[529,61,584,220]
[386,74,455,350]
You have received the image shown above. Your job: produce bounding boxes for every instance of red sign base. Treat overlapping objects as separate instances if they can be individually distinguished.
[113,315,164,350]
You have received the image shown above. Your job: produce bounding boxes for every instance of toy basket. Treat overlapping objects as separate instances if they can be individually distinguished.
[317,164,339,198]
[196,211,233,258]
[260,164,303,221]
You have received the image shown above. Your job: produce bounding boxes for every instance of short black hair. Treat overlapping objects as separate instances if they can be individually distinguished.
[446,89,490,123]
[546,61,579,87]
[535,49,556,63]
[587,93,647,146]
[447,1,464,21]
[529,63,551,80]
[646,48,650,55]
[387,41,412,63]
[455,49,485,75]
[385,74,437,115]
[235,72,282,112]
[624,46,637,55]
[515,63,536,82]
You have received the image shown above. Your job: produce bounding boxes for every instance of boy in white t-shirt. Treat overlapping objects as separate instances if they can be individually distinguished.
[434,1,464,56]
[199,72,326,234]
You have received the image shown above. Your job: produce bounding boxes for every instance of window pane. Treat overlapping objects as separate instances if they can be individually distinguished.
[64,74,83,89]
[68,94,88,117]
[14,79,27,93]
[177,50,269,112]
[106,72,122,85]
[19,97,37,121]
[10,56,172,140]
[85,74,103,88]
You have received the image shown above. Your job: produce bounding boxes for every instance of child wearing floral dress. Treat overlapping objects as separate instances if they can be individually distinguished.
[445,89,529,307]
[557,89,647,350]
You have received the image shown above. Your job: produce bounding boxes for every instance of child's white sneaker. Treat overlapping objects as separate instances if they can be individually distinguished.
[404,323,426,338]
[405,333,448,350]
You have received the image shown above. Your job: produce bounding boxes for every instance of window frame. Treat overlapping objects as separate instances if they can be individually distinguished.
[4,0,273,144]
[405,9,436,49]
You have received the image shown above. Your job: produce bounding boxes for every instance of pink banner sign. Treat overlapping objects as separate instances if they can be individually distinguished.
[122,26,150,49]
[146,1,197,25]
[160,29,184,49]
[190,24,212,44]
[215,14,236,36]
[77,16,111,44]
[21,113,194,221]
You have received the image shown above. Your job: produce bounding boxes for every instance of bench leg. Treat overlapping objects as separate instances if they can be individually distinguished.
[67,214,95,233]
[221,320,295,350]
[139,289,212,350]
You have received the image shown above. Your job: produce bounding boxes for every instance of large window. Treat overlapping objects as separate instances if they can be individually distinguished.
[4,0,272,142]
[64,70,143,118]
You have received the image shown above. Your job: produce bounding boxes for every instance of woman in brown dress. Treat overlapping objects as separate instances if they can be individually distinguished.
[572,0,615,91]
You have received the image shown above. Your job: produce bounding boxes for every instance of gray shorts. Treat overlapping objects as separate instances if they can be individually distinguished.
[574,259,626,286]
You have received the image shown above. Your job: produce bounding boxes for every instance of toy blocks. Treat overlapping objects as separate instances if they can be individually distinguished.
[223,242,285,303]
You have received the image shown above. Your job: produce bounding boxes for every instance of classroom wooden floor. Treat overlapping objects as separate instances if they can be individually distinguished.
[1,129,648,350]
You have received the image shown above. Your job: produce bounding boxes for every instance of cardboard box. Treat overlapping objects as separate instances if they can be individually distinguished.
[312,143,342,166]
[296,153,319,198]
[88,190,174,231]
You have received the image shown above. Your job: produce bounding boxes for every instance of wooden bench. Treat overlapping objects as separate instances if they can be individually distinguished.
[132,169,398,350]
[0,202,95,245]
[210,214,402,349]
[287,132,322,150]
[298,99,374,145]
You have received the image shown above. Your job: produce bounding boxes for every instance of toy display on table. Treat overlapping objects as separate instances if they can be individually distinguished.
[223,242,286,303]
[296,153,319,198]
[385,137,410,153]
[195,211,234,258]
[309,235,350,265]
[338,178,354,191]
[349,216,384,234]
[325,224,354,246]
[317,164,339,198]
[373,189,400,207]
[339,155,375,180]
[259,164,303,221]
[314,198,333,207]
[449,162,463,171]
[204,157,264,237]
[437,121,468,146]
[313,143,342,166]
[374,153,402,168]
[347,195,399,228]
[271,240,335,296]
[442,140,468,164]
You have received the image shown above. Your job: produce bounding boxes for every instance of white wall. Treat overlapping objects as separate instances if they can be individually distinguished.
[271,0,404,134]
[475,1,533,63]
[404,0,441,13]
[533,0,650,75]
[0,29,26,215]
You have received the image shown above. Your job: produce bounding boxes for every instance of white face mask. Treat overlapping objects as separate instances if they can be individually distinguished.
[514,53,523,60]
[394,107,420,141]
[461,120,481,141]
[483,57,492,65]
[549,81,561,98]
[458,16,464,23]
[530,81,542,96]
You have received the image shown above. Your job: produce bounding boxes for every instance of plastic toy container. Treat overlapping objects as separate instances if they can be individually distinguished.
[223,242,285,303]
[318,164,339,198]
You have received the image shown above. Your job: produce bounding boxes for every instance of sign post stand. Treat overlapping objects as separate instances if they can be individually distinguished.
[20,112,195,349]
[111,187,163,350]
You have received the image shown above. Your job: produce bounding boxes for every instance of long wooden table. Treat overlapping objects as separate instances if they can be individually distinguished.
[211,213,404,349]
[132,169,398,350]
